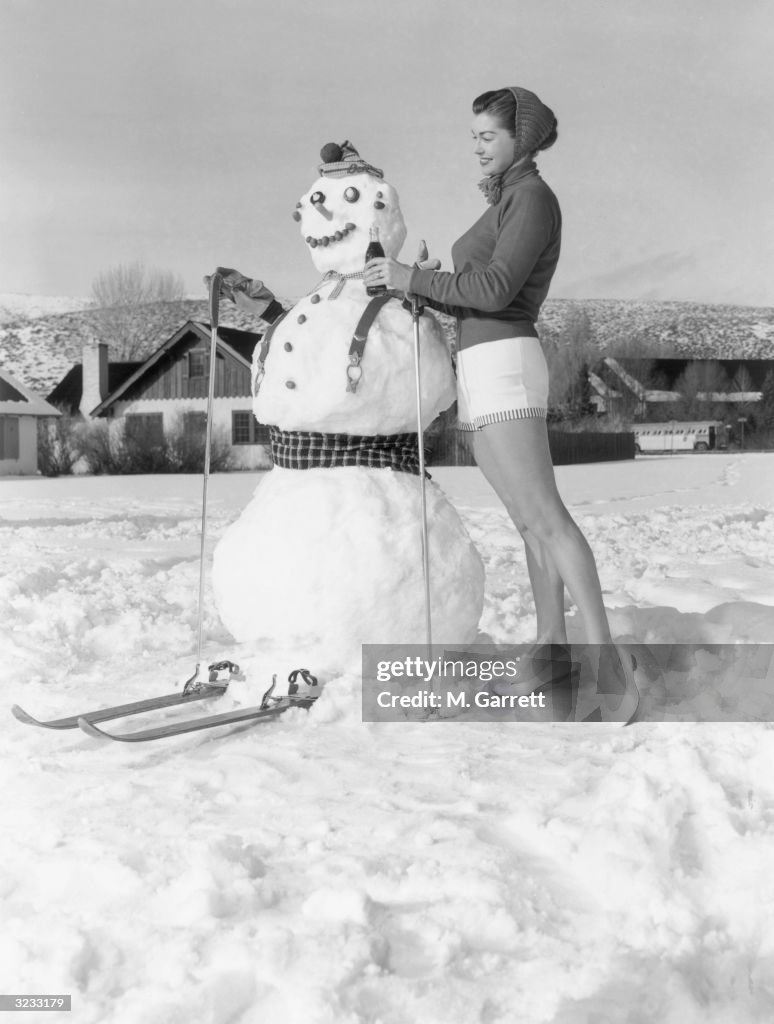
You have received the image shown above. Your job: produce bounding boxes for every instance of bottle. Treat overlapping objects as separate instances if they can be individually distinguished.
[365,225,386,296]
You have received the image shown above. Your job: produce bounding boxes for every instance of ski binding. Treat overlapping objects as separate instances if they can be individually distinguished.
[76,667,321,743]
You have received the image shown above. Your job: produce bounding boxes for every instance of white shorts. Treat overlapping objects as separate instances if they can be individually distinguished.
[456,336,549,431]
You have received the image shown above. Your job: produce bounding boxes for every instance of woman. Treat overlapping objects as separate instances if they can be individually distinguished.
[364,86,638,720]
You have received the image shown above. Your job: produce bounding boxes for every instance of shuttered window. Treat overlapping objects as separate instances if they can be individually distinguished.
[124,413,164,447]
[183,412,207,440]
[0,416,20,460]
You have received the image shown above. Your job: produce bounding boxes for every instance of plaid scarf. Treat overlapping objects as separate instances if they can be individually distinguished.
[270,427,423,475]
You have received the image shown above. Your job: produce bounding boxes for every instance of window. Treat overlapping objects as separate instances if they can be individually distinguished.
[124,413,164,447]
[232,410,270,445]
[0,416,20,460]
[188,351,208,378]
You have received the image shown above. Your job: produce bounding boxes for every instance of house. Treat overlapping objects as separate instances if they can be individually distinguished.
[48,321,272,470]
[0,367,62,475]
[593,357,774,416]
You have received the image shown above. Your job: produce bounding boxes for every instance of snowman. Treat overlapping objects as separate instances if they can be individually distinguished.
[211,141,485,678]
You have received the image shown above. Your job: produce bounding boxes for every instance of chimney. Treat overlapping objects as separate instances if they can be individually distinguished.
[80,343,109,417]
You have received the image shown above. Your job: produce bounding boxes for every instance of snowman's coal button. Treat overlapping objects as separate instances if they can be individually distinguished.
[285,380,296,389]
[284,342,293,352]
[297,314,307,324]
[310,294,321,304]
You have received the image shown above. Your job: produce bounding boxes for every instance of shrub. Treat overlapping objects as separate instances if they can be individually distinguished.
[165,414,232,473]
[77,420,124,474]
[77,414,232,474]
[550,413,631,434]
[37,412,82,477]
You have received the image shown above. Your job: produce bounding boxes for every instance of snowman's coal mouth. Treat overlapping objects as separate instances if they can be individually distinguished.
[305,223,356,249]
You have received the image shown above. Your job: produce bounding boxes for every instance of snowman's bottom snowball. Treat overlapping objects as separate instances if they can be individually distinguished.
[212,467,485,674]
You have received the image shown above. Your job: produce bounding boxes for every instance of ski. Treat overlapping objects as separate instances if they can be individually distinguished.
[11,684,228,732]
[77,693,318,743]
[10,659,242,732]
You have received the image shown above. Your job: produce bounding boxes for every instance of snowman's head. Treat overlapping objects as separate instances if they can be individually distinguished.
[293,141,407,276]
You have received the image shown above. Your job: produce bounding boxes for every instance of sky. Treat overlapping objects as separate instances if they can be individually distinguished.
[1,0,772,306]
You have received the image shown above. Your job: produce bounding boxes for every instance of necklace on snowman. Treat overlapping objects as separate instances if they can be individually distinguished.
[309,269,367,300]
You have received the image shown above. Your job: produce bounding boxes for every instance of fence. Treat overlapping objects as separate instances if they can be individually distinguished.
[547,430,635,465]
[425,408,635,466]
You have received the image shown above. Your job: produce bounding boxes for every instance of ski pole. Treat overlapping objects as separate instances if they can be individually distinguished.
[186,271,223,691]
[410,242,433,660]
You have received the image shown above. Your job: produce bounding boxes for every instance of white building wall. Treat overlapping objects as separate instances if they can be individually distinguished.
[0,416,39,476]
[110,396,272,470]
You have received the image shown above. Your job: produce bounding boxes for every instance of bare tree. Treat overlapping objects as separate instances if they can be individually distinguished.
[759,369,774,432]
[91,261,187,359]
[92,261,186,307]
[543,305,600,418]
[671,361,730,421]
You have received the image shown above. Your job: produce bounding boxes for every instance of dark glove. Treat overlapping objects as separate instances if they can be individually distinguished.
[405,240,441,315]
[203,267,283,322]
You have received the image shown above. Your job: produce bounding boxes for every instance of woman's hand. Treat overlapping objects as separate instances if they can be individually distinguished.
[363,257,414,294]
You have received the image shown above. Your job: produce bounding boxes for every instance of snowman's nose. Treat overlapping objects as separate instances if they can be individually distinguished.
[310,191,334,221]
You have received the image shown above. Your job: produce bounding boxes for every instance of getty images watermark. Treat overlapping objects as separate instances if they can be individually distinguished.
[370,652,546,712]
[362,643,774,723]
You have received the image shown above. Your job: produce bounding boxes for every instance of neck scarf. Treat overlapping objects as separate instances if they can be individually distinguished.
[477,157,537,206]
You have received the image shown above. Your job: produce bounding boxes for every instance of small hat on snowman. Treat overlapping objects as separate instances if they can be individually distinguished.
[318,141,384,179]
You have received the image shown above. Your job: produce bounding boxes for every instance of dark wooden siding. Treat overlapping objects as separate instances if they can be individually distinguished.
[124,332,253,401]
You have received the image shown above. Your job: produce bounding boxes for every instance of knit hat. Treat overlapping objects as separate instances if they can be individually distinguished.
[508,87,556,159]
[318,141,384,179]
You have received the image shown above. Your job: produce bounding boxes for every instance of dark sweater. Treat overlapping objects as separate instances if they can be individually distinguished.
[408,159,561,350]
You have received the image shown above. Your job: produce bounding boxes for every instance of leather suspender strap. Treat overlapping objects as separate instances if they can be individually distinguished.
[253,309,290,393]
[346,292,396,393]
[255,293,397,396]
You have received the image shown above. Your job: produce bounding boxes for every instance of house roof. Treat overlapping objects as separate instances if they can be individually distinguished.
[0,366,62,416]
[610,357,774,390]
[194,323,263,364]
[47,361,143,416]
[89,320,263,417]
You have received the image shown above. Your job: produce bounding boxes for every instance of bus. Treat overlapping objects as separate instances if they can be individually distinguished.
[632,421,728,454]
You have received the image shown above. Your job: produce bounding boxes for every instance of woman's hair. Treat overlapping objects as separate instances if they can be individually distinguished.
[472,88,558,152]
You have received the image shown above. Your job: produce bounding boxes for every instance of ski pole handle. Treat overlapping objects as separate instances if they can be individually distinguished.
[209,271,223,331]
[408,240,441,316]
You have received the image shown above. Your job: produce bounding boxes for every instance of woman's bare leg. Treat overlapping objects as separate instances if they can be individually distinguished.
[523,540,567,644]
[471,418,613,645]
[465,428,565,642]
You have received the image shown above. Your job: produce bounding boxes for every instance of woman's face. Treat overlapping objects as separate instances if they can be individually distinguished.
[471,112,517,176]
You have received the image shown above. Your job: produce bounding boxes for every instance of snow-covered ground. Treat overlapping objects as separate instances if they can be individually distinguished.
[0,293,93,323]
[2,454,774,1023]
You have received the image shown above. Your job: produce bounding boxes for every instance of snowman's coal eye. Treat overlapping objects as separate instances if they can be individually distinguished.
[344,187,360,203]
[310,191,325,205]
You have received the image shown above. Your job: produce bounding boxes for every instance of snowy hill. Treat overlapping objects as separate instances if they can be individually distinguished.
[0,293,95,325]
[0,297,266,397]
[538,298,774,360]
[1,294,774,397]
